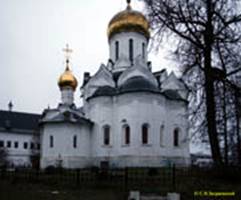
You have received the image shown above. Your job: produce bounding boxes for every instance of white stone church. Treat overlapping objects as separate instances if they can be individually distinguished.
[0,1,190,169]
[40,1,190,169]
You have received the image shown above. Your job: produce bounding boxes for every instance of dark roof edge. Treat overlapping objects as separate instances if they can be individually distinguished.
[0,128,39,135]
[87,89,188,103]
[0,110,41,116]
[39,119,94,126]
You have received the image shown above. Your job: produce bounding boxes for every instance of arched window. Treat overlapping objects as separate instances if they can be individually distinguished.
[142,43,145,59]
[115,41,119,61]
[73,135,77,148]
[160,125,164,146]
[129,39,133,63]
[142,124,149,144]
[103,125,110,145]
[174,128,179,147]
[50,135,54,148]
[124,125,130,145]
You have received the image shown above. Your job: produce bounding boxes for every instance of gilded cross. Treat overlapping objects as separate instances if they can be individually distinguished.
[62,44,73,61]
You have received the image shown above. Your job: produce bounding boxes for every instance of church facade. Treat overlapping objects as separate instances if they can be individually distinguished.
[40,1,190,169]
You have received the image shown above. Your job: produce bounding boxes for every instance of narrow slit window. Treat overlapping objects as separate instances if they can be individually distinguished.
[7,141,11,148]
[14,141,19,149]
[125,126,130,145]
[23,142,28,149]
[30,142,34,149]
[73,135,77,148]
[142,43,145,59]
[129,39,133,63]
[160,125,164,146]
[142,124,148,144]
[174,128,179,147]
[50,135,54,148]
[115,41,119,61]
[0,140,4,148]
[103,126,110,145]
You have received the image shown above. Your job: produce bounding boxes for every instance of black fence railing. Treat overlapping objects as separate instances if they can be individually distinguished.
[0,166,240,193]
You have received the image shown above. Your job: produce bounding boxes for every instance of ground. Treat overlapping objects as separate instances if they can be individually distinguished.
[0,181,124,200]
[0,167,240,200]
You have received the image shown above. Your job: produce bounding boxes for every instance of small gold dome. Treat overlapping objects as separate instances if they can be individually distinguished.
[58,66,78,90]
[107,2,150,40]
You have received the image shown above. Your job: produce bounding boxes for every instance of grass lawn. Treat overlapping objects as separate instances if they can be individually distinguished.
[0,179,240,200]
[0,181,125,200]
[0,167,241,200]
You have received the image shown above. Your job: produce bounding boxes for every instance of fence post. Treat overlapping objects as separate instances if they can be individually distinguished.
[76,169,80,185]
[35,169,39,182]
[172,164,176,191]
[124,167,128,192]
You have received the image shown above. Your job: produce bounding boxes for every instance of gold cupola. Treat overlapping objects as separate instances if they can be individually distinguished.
[58,45,78,91]
[107,0,150,40]
[58,64,78,91]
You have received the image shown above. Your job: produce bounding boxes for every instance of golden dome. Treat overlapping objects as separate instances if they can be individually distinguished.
[58,66,78,90]
[107,2,150,40]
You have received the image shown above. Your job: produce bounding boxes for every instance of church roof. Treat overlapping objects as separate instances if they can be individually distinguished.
[86,71,188,102]
[92,86,117,98]
[58,66,78,90]
[40,107,93,126]
[119,76,159,93]
[161,89,184,101]
[107,0,150,40]
[83,57,188,102]
[0,110,41,132]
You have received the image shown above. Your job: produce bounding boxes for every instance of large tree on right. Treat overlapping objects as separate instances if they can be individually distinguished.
[141,0,241,166]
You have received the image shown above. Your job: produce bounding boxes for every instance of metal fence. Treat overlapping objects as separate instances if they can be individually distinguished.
[0,166,240,193]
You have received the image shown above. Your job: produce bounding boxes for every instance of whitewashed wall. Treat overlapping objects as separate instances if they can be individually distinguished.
[0,131,34,167]
[109,32,148,68]
[60,87,74,105]
[40,123,91,169]
[85,92,190,167]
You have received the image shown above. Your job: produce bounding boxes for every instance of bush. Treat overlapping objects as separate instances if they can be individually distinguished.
[44,165,57,174]
[91,166,99,174]
[148,168,159,176]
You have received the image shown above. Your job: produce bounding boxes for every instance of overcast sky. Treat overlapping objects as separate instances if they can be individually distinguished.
[0,0,177,114]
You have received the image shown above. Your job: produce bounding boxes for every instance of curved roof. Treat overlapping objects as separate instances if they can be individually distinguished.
[107,3,150,40]
[86,79,186,102]
[58,67,78,90]
[161,89,183,101]
[92,86,117,98]
[119,76,159,93]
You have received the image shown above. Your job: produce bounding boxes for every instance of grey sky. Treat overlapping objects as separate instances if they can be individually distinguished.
[0,0,175,114]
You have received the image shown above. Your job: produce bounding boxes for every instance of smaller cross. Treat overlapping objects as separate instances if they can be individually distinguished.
[126,0,131,10]
[62,44,73,62]
[8,101,13,112]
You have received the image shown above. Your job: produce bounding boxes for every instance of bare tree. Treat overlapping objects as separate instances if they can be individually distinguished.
[141,0,241,166]
[0,147,8,168]
[30,132,40,169]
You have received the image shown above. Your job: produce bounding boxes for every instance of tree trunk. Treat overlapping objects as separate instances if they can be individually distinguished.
[204,66,222,166]
[203,0,222,167]
[222,82,228,166]
[234,89,241,165]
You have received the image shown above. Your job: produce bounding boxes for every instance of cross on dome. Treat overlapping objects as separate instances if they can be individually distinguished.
[58,44,78,91]
[126,0,132,9]
[8,101,13,112]
[62,44,73,69]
